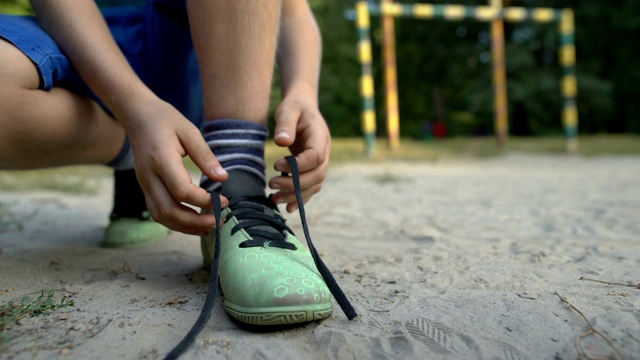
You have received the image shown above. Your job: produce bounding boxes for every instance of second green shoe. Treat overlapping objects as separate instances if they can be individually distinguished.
[201,195,334,325]
[103,215,168,248]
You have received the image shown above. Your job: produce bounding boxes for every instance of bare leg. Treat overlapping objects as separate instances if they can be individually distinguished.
[187,0,282,124]
[0,39,126,169]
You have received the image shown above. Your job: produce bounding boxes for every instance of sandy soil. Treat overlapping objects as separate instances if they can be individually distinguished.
[1,153,639,359]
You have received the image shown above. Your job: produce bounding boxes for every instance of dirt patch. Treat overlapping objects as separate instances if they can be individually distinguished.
[1,154,639,359]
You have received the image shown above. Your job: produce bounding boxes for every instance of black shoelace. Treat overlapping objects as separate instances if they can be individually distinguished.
[226,194,297,250]
[165,156,357,359]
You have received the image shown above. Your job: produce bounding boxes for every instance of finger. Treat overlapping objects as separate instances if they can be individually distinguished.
[274,130,328,174]
[273,102,300,147]
[271,185,320,212]
[269,166,326,193]
[197,193,229,210]
[208,193,229,209]
[146,197,209,236]
[271,182,321,205]
[145,174,219,234]
[152,151,213,209]
[294,131,328,172]
[145,191,227,235]
[181,126,229,182]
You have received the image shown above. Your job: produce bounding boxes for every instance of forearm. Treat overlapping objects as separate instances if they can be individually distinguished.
[29,0,157,127]
[277,0,322,99]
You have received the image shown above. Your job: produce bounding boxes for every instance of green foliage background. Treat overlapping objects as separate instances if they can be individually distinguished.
[0,0,30,15]
[1,0,638,137]
[313,0,640,138]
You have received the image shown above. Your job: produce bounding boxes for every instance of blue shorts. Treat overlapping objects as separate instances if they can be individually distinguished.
[0,0,204,127]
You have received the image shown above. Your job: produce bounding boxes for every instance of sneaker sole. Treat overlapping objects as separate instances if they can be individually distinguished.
[224,301,333,326]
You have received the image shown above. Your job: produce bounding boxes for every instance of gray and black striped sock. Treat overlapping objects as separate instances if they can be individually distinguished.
[106,137,135,170]
[200,119,268,195]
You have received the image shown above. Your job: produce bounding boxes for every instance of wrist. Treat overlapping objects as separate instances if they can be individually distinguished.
[282,81,318,101]
[109,86,164,129]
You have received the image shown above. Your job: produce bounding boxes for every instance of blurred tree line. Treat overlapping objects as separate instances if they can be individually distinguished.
[2,0,638,137]
[312,0,640,138]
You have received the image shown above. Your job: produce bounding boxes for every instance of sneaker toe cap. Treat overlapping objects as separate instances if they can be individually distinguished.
[221,252,333,308]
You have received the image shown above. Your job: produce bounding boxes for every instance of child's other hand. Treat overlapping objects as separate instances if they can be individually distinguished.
[269,88,331,212]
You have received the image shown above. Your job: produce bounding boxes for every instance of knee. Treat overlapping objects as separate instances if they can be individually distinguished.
[0,39,40,139]
[0,38,39,119]
[0,39,40,95]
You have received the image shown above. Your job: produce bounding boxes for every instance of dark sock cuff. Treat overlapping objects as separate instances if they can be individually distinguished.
[106,137,134,170]
[111,168,148,219]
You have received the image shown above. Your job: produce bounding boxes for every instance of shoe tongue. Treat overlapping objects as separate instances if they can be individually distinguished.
[221,170,285,239]
[253,205,283,238]
[260,204,277,217]
[220,170,265,199]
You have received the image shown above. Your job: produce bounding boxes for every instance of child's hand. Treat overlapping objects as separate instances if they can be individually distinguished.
[269,88,331,212]
[123,98,228,235]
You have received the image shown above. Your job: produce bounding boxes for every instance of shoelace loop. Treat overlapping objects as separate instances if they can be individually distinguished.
[165,156,357,360]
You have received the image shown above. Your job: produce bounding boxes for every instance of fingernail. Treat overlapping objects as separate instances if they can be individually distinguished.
[275,131,290,140]
[213,167,227,176]
[271,183,281,190]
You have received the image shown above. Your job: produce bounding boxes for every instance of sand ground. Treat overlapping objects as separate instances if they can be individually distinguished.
[1,153,639,359]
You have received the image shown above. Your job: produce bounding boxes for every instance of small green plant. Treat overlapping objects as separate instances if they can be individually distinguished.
[0,290,75,343]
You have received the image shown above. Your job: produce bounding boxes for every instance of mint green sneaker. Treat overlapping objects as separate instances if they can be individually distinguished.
[103,215,168,248]
[165,156,356,359]
[201,195,333,325]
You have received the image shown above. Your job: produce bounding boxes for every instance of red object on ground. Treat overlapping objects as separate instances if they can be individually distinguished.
[433,121,447,138]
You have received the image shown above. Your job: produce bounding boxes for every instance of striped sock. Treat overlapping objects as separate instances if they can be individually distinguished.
[106,137,135,170]
[200,119,268,193]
